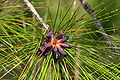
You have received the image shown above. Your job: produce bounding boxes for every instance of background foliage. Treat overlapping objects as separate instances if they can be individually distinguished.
[0,0,120,80]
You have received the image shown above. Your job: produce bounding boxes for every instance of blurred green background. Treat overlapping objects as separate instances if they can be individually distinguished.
[0,0,120,80]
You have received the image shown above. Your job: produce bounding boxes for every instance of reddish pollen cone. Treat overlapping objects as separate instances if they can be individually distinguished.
[40,41,47,46]
[40,43,53,56]
[57,46,67,56]
[52,47,59,62]
[39,29,72,62]
[55,31,64,39]
[58,36,69,43]
[46,29,52,40]
[60,43,72,48]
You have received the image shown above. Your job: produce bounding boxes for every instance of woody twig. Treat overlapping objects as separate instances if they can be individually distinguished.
[79,0,118,52]
[23,0,49,30]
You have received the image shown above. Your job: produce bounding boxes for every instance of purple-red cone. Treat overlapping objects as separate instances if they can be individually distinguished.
[52,47,59,62]
[39,29,72,62]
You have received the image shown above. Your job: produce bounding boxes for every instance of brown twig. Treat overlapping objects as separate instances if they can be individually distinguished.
[23,0,49,30]
[79,0,118,52]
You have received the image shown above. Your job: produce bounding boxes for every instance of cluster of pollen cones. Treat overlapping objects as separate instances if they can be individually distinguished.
[39,29,72,62]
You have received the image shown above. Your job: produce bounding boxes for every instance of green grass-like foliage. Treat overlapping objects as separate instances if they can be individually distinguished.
[0,0,120,80]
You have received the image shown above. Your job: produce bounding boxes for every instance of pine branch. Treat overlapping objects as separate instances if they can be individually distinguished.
[23,0,49,30]
[79,0,118,52]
